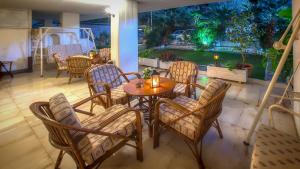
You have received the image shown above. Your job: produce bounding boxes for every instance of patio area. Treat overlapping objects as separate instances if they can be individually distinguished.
[0,68,297,169]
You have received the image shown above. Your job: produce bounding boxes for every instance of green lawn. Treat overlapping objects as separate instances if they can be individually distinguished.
[140,49,265,80]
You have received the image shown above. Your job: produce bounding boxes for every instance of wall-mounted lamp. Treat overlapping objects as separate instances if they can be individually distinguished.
[105,7,115,17]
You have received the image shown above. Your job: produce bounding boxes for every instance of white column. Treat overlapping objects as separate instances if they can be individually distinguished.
[293,0,300,136]
[60,12,80,44]
[61,12,80,28]
[110,0,138,73]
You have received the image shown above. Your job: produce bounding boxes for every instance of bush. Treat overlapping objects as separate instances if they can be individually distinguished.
[139,49,154,58]
[159,52,183,62]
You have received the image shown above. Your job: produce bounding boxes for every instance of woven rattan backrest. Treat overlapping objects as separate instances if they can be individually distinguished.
[196,83,231,139]
[85,64,122,93]
[99,48,111,60]
[67,56,91,74]
[169,61,198,84]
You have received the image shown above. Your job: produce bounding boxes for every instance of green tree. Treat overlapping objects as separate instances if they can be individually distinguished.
[192,13,220,49]
[227,9,259,65]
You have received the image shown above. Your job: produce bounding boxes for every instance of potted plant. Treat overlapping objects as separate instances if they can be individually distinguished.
[207,55,248,83]
[158,51,183,69]
[138,49,158,67]
[226,10,259,77]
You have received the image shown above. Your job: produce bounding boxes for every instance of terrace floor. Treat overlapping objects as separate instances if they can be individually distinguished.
[0,68,297,169]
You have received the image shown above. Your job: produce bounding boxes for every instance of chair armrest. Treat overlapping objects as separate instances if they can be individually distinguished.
[72,93,110,116]
[155,98,197,126]
[122,72,141,79]
[187,83,206,90]
[64,108,141,140]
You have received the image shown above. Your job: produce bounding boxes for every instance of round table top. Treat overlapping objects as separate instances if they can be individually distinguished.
[123,77,176,97]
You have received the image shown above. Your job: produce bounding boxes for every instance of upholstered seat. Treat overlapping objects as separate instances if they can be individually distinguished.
[173,83,188,96]
[78,104,137,164]
[159,96,199,139]
[30,93,143,169]
[163,61,198,98]
[154,80,231,169]
[85,64,140,112]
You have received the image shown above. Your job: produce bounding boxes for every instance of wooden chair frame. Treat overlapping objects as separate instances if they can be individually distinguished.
[67,56,92,84]
[153,83,231,169]
[30,93,143,169]
[52,54,68,78]
[160,61,199,98]
[85,64,141,112]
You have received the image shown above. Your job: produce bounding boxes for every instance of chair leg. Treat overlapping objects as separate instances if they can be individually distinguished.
[153,121,160,148]
[136,123,143,162]
[68,75,72,84]
[215,119,223,139]
[90,102,95,113]
[56,70,61,78]
[54,150,65,169]
[196,141,205,169]
[127,96,131,107]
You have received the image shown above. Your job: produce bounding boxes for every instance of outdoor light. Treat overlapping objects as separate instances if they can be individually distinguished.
[105,7,115,17]
[151,70,160,88]
[213,54,220,66]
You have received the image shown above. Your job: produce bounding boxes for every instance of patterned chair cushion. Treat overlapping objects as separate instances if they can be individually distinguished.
[77,104,137,164]
[88,64,123,93]
[251,124,300,169]
[49,93,85,142]
[197,79,226,110]
[159,95,201,140]
[173,83,187,96]
[96,84,129,105]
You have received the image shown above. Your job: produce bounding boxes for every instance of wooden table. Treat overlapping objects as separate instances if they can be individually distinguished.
[123,77,176,137]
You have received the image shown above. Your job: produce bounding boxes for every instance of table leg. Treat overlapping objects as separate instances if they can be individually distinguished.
[148,96,153,137]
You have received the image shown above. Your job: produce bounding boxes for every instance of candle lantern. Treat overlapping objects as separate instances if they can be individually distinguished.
[151,70,160,88]
[213,54,220,66]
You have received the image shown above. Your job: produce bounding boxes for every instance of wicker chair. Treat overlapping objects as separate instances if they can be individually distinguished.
[85,64,141,112]
[99,48,111,63]
[30,93,143,169]
[154,80,231,169]
[67,56,92,84]
[53,53,68,78]
[162,61,198,98]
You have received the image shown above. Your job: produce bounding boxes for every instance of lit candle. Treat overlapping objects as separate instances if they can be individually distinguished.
[151,70,160,88]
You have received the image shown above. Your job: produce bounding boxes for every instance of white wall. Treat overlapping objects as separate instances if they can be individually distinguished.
[0,9,31,71]
[293,0,300,136]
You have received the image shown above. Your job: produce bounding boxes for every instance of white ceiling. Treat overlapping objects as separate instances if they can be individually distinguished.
[138,0,224,12]
[0,0,224,20]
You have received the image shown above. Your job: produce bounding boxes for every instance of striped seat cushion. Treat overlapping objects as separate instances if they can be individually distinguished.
[173,83,187,96]
[93,84,129,106]
[159,95,201,140]
[77,104,137,164]
[49,93,85,142]
[197,79,226,110]
[251,125,300,169]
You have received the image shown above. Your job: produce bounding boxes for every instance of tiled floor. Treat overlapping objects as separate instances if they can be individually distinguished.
[0,69,297,169]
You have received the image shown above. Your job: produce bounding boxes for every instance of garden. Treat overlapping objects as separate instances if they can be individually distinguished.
[138,0,293,82]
